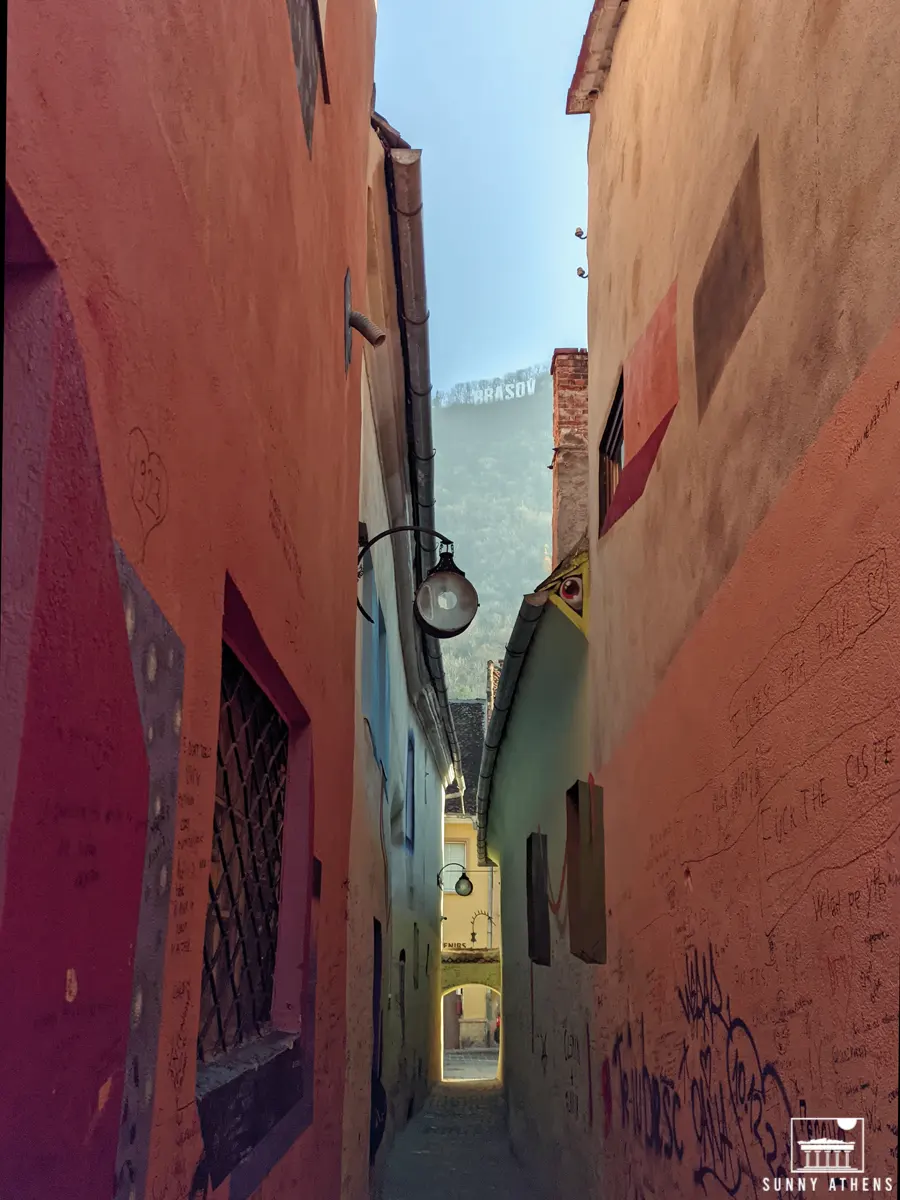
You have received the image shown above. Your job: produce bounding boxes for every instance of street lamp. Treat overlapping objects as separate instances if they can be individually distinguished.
[357,525,479,639]
[437,866,474,897]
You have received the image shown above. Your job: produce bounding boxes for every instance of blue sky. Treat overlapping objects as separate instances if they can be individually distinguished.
[374,0,591,392]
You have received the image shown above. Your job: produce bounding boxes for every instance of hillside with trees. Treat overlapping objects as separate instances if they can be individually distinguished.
[432,364,553,699]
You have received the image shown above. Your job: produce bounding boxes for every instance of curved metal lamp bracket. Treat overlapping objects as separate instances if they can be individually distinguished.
[357,524,454,624]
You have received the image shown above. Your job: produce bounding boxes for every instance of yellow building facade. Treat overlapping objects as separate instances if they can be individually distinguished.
[440,699,502,1059]
[441,812,502,1049]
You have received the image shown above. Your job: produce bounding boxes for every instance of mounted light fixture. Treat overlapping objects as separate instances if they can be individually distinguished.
[437,865,474,897]
[577,266,588,279]
[357,525,479,640]
[575,227,586,239]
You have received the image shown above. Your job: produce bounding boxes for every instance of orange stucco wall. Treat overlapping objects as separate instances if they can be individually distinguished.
[4,0,375,1193]
[492,1,900,1195]
[594,320,900,1196]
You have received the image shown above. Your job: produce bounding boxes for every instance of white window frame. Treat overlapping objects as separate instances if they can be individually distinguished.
[442,841,467,893]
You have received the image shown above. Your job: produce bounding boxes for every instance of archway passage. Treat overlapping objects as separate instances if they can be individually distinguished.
[441,985,500,1082]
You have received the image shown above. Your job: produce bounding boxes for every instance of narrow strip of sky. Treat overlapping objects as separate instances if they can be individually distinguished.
[374,1,590,392]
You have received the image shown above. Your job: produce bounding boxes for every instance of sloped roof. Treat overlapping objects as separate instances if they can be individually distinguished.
[444,699,486,817]
[475,539,589,864]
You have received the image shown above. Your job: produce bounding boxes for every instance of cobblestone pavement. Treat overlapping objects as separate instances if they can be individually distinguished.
[442,1048,499,1080]
[380,1081,541,1200]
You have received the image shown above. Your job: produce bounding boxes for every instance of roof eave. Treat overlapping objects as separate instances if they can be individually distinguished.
[474,592,550,865]
[566,0,630,115]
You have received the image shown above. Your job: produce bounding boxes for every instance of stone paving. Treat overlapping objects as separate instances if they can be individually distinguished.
[442,1048,499,1081]
[380,1081,541,1200]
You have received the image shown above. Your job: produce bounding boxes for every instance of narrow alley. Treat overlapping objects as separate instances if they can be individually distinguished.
[3,0,899,1197]
[380,1084,540,1200]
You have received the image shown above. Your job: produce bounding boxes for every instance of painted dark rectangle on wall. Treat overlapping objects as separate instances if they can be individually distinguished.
[566,780,607,964]
[286,0,319,152]
[526,832,551,966]
[693,137,766,418]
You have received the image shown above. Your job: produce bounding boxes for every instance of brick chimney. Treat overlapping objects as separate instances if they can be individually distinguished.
[550,348,589,565]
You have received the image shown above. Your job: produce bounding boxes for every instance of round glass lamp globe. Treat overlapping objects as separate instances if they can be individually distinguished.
[414,555,478,639]
[454,872,474,897]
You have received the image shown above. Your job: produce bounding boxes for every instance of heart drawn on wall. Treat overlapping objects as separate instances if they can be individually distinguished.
[127,426,169,562]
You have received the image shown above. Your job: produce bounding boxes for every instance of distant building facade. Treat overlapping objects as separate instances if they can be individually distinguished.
[442,700,501,1054]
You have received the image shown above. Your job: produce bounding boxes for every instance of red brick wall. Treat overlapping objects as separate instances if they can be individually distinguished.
[551,348,589,565]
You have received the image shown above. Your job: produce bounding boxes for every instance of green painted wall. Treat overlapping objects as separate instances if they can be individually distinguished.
[440,958,502,994]
[486,604,600,1198]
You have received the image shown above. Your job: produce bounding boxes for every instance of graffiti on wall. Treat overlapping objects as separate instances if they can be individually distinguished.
[530,1007,594,1130]
[605,942,795,1195]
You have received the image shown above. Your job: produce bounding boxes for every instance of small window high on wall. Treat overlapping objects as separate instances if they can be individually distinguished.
[442,841,466,893]
[598,373,625,532]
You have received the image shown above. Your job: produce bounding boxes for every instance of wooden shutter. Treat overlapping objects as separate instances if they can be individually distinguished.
[526,832,551,966]
[566,780,607,964]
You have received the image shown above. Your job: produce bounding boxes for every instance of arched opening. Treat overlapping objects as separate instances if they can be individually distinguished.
[440,984,501,1082]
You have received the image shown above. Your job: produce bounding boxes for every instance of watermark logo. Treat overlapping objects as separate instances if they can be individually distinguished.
[763,1115,895,1192]
[790,1117,865,1175]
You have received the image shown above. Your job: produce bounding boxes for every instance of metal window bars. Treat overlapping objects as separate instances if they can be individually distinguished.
[197,644,289,1064]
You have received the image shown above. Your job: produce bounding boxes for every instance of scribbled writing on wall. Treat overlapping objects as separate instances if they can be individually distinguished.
[127,427,169,561]
[678,942,793,1193]
[607,943,794,1195]
[758,696,899,936]
[562,1019,582,1120]
[728,550,890,745]
[845,378,897,467]
[611,1015,684,1164]
[269,491,303,594]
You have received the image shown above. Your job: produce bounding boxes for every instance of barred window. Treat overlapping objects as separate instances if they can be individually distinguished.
[198,643,289,1064]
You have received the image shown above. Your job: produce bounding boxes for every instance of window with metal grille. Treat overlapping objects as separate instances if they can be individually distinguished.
[197,643,289,1064]
[599,373,625,532]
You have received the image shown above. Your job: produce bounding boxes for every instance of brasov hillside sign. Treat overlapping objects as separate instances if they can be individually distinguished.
[434,363,550,407]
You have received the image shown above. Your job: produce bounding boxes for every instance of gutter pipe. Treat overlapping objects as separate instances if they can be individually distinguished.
[475,592,549,864]
[372,113,465,800]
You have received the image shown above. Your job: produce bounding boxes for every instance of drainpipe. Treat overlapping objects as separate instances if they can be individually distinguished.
[373,114,465,802]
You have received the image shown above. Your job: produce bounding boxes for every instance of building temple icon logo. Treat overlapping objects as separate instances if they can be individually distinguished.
[790,1117,865,1175]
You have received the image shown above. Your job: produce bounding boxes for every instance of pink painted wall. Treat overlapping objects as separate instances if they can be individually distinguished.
[494,1,900,1194]
[3,0,375,1192]
[593,322,900,1195]
[1,265,151,1198]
